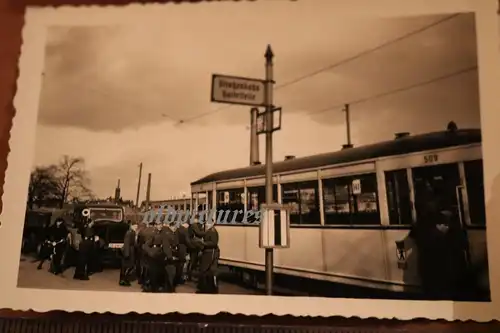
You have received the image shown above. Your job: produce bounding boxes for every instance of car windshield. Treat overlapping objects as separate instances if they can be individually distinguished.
[89,208,123,222]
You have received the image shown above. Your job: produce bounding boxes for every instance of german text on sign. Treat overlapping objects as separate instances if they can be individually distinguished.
[211,74,266,107]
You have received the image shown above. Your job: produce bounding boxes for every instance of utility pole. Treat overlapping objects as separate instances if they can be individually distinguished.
[145,173,152,210]
[344,104,352,148]
[264,44,275,296]
[135,162,143,208]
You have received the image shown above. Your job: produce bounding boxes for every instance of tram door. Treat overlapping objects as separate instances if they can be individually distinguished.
[412,163,463,227]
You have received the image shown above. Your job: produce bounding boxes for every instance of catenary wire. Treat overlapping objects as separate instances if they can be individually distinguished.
[307,65,477,116]
[178,13,461,124]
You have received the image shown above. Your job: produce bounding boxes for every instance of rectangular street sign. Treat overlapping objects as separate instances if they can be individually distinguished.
[259,203,291,249]
[211,74,266,107]
[256,107,282,135]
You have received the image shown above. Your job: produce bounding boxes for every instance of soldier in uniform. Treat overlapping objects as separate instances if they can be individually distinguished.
[135,222,147,285]
[197,219,220,294]
[73,218,95,280]
[89,230,104,275]
[174,220,190,286]
[187,217,205,281]
[139,222,155,289]
[36,219,54,271]
[162,220,180,292]
[119,221,138,286]
[144,220,166,292]
[48,217,69,275]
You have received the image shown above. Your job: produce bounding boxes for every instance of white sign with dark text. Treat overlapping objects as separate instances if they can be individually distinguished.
[211,74,266,106]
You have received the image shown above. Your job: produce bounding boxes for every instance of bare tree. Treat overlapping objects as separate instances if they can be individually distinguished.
[55,155,93,208]
[27,165,60,209]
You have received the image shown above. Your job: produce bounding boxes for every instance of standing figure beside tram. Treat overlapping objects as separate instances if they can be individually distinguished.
[197,218,220,294]
[406,180,468,300]
[187,216,205,281]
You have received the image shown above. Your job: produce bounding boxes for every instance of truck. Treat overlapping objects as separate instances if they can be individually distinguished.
[66,203,129,267]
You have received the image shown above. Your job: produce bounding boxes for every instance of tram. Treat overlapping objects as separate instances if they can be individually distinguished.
[189,125,489,294]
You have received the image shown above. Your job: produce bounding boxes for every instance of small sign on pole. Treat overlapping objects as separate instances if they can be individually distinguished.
[211,74,266,107]
[259,203,290,249]
[352,179,362,195]
[256,107,282,135]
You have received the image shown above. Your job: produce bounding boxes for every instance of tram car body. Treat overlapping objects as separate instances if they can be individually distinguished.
[190,127,489,296]
[67,203,128,264]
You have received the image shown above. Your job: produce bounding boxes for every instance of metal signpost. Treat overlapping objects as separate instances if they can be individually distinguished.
[210,45,285,296]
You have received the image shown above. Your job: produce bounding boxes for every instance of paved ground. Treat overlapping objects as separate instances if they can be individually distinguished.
[17,255,260,295]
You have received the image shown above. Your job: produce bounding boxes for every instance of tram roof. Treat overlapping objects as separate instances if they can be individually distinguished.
[191,128,481,185]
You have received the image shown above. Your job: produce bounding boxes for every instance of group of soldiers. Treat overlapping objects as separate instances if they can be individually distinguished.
[37,216,104,280]
[119,217,220,294]
[34,211,221,294]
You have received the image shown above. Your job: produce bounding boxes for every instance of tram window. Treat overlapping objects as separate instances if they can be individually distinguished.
[216,188,245,223]
[246,185,278,224]
[207,190,213,211]
[464,160,486,226]
[191,193,199,212]
[282,181,320,225]
[322,173,380,225]
[385,169,413,225]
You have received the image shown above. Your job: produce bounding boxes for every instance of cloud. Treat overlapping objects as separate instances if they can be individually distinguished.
[30,5,481,200]
[36,7,477,133]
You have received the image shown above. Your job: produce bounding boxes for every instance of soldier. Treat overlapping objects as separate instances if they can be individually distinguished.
[162,220,180,292]
[73,218,95,280]
[36,219,53,270]
[174,219,190,286]
[48,217,69,275]
[139,222,155,290]
[197,219,220,294]
[89,231,104,275]
[187,217,205,281]
[144,220,166,292]
[135,222,148,285]
[119,221,138,286]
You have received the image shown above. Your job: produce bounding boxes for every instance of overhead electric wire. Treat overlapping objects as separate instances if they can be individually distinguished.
[179,13,461,124]
[308,65,478,116]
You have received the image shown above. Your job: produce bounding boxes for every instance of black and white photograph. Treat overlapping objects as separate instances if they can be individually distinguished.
[14,3,490,303]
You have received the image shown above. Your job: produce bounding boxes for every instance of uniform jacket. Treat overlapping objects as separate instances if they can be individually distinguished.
[162,227,179,262]
[175,225,190,260]
[189,223,205,239]
[145,228,164,258]
[188,223,205,251]
[48,224,69,242]
[202,227,219,251]
[122,229,137,259]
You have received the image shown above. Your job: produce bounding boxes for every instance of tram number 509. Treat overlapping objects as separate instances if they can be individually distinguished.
[423,154,439,164]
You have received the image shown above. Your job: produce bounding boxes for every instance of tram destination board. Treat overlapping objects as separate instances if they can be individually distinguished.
[211,74,266,107]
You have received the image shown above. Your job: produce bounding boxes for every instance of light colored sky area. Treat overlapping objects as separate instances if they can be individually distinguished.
[32,2,480,202]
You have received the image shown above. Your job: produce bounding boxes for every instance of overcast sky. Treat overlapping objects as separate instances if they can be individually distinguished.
[31,2,480,202]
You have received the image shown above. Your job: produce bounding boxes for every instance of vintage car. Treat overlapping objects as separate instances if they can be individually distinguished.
[66,203,129,266]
